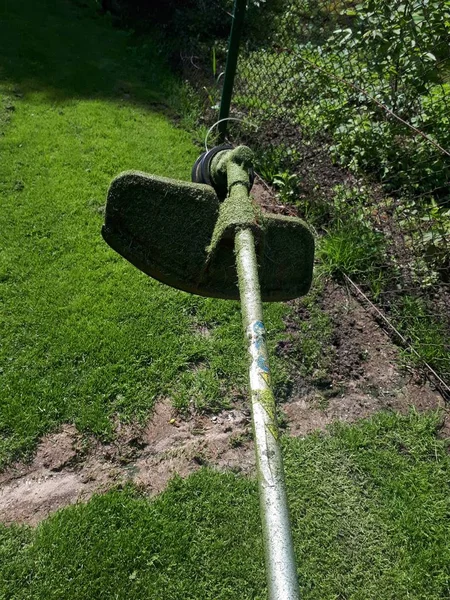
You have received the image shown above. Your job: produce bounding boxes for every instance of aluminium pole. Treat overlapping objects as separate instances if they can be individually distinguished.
[235,227,301,600]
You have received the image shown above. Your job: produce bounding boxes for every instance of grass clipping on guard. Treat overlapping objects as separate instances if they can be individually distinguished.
[102,168,314,301]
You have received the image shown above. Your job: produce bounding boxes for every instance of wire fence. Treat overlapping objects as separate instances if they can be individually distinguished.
[181,0,450,394]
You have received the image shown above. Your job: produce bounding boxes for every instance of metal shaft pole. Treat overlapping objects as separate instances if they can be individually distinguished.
[235,227,300,600]
[218,0,247,142]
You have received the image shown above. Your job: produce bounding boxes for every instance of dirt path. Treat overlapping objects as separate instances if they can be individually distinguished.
[1,278,446,525]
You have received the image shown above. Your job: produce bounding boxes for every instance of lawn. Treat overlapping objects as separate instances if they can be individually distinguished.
[0,0,288,467]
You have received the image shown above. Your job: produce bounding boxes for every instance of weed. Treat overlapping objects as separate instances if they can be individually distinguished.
[315,184,387,291]
[399,197,450,287]
[273,171,299,204]
[276,407,289,430]
[254,144,294,183]
[229,432,250,448]
[392,295,450,377]
[318,223,385,281]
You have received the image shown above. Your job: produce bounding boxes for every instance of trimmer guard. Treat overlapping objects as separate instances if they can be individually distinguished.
[102,171,314,301]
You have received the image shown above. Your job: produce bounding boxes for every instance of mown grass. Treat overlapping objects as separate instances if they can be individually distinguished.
[0,0,288,467]
[1,411,449,599]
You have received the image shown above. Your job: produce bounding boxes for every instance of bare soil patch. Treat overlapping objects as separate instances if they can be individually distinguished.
[281,282,446,436]
[0,403,254,525]
[251,177,298,217]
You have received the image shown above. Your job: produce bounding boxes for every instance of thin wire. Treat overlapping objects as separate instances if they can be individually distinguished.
[204,117,258,151]
[343,274,450,394]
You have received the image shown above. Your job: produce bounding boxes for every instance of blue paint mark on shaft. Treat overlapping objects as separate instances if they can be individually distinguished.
[257,356,269,373]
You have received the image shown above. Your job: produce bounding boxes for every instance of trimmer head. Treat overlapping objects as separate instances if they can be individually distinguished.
[102,150,314,301]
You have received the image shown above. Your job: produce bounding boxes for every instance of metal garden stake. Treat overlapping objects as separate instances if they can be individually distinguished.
[102,145,314,599]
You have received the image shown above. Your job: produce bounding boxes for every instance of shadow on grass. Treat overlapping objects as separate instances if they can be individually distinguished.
[0,0,177,109]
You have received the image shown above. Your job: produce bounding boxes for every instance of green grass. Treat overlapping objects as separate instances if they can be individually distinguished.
[1,411,449,599]
[317,220,386,287]
[0,472,265,600]
[286,410,450,599]
[290,278,334,381]
[0,0,289,467]
[392,295,450,379]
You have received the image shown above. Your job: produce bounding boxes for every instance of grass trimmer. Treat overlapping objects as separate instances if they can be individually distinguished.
[102,144,314,599]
